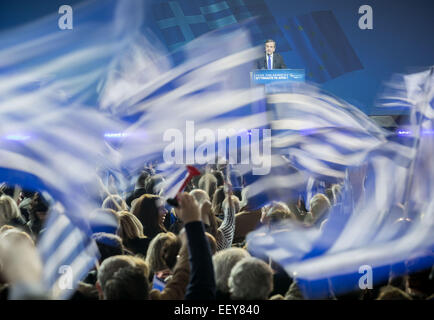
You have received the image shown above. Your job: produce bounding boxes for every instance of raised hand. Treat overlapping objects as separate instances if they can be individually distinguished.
[176,192,201,224]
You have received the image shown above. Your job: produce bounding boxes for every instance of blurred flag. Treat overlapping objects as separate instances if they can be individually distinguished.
[154,163,188,201]
[0,0,143,299]
[282,10,363,83]
[246,77,434,299]
[269,85,386,180]
[100,21,269,184]
[37,204,100,299]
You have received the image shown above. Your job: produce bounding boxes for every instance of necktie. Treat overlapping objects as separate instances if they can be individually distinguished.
[267,55,272,69]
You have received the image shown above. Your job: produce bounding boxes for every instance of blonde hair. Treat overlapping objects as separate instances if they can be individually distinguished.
[222,195,240,214]
[118,212,146,240]
[0,228,34,246]
[102,194,128,212]
[0,195,22,225]
[310,194,331,221]
[262,201,297,224]
[189,189,210,206]
[145,232,176,273]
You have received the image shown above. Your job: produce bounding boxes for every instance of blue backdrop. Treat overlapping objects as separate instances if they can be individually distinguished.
[1,0,433,115]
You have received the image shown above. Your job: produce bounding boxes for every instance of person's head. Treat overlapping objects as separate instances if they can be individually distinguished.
[222,195,240,214]
[104,266,149,300]
[376,285,412,300]
[144,174,165,195]
[332,184,342,204]
[211,186,225,216]
[92,232,125,264]
[0,224,15,234]
[199,173,218,201]
[89,208,120,235]
[135,170,151,190]
[0,229,38,285]
[205,232,217,255]
[213,171,225,187]
[324,188,335,205]
[146,232,177,273]
[161,234,182,271]
[131,194,167,238]
[189,189,210,206]
[261,201,296,225]
[0,228,34,246]
[118,211,146,241]
[200,200,218,237]
[309,194,331,222]
[29,192,49,222]
[96,255,149,300]
[104,267,150,302]
[265,39,276,56]
[0,194,22,226]
[228,257,274,300]
[213,248,251,294]
[102,194,128,212]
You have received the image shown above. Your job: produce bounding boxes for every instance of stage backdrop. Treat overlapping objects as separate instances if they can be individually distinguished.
[1,0,433,115]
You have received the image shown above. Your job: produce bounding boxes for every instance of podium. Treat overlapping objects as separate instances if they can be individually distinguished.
[250,69,305,94]
[249,69,305,114]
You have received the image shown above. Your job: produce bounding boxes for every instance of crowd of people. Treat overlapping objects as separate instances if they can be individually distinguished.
[0,164,433,300]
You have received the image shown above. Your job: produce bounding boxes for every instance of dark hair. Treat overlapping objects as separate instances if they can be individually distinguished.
[92,233,124,263]
[104,266,149,300]
[30,192,49,213]
[144,175,164,195]
[265,39,275,45]
[136,170,151,189]
[132,194,167,239]
[213,171,225,187]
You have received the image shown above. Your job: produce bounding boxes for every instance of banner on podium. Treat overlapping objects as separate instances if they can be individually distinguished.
[251,69,305,85]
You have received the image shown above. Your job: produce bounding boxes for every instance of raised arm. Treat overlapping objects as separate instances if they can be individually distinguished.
[176,193,216,300]
[216,182,235,250]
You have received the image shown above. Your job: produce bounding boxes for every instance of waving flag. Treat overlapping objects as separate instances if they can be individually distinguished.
[0,0,142,299]
[98,19,270,191]
[268,84,386,180]
[246,74,434,299]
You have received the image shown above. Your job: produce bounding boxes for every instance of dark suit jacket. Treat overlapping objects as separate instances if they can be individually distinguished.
[256,53,287,69]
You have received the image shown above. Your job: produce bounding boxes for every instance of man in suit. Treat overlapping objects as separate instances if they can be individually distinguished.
[256,39,287,70]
